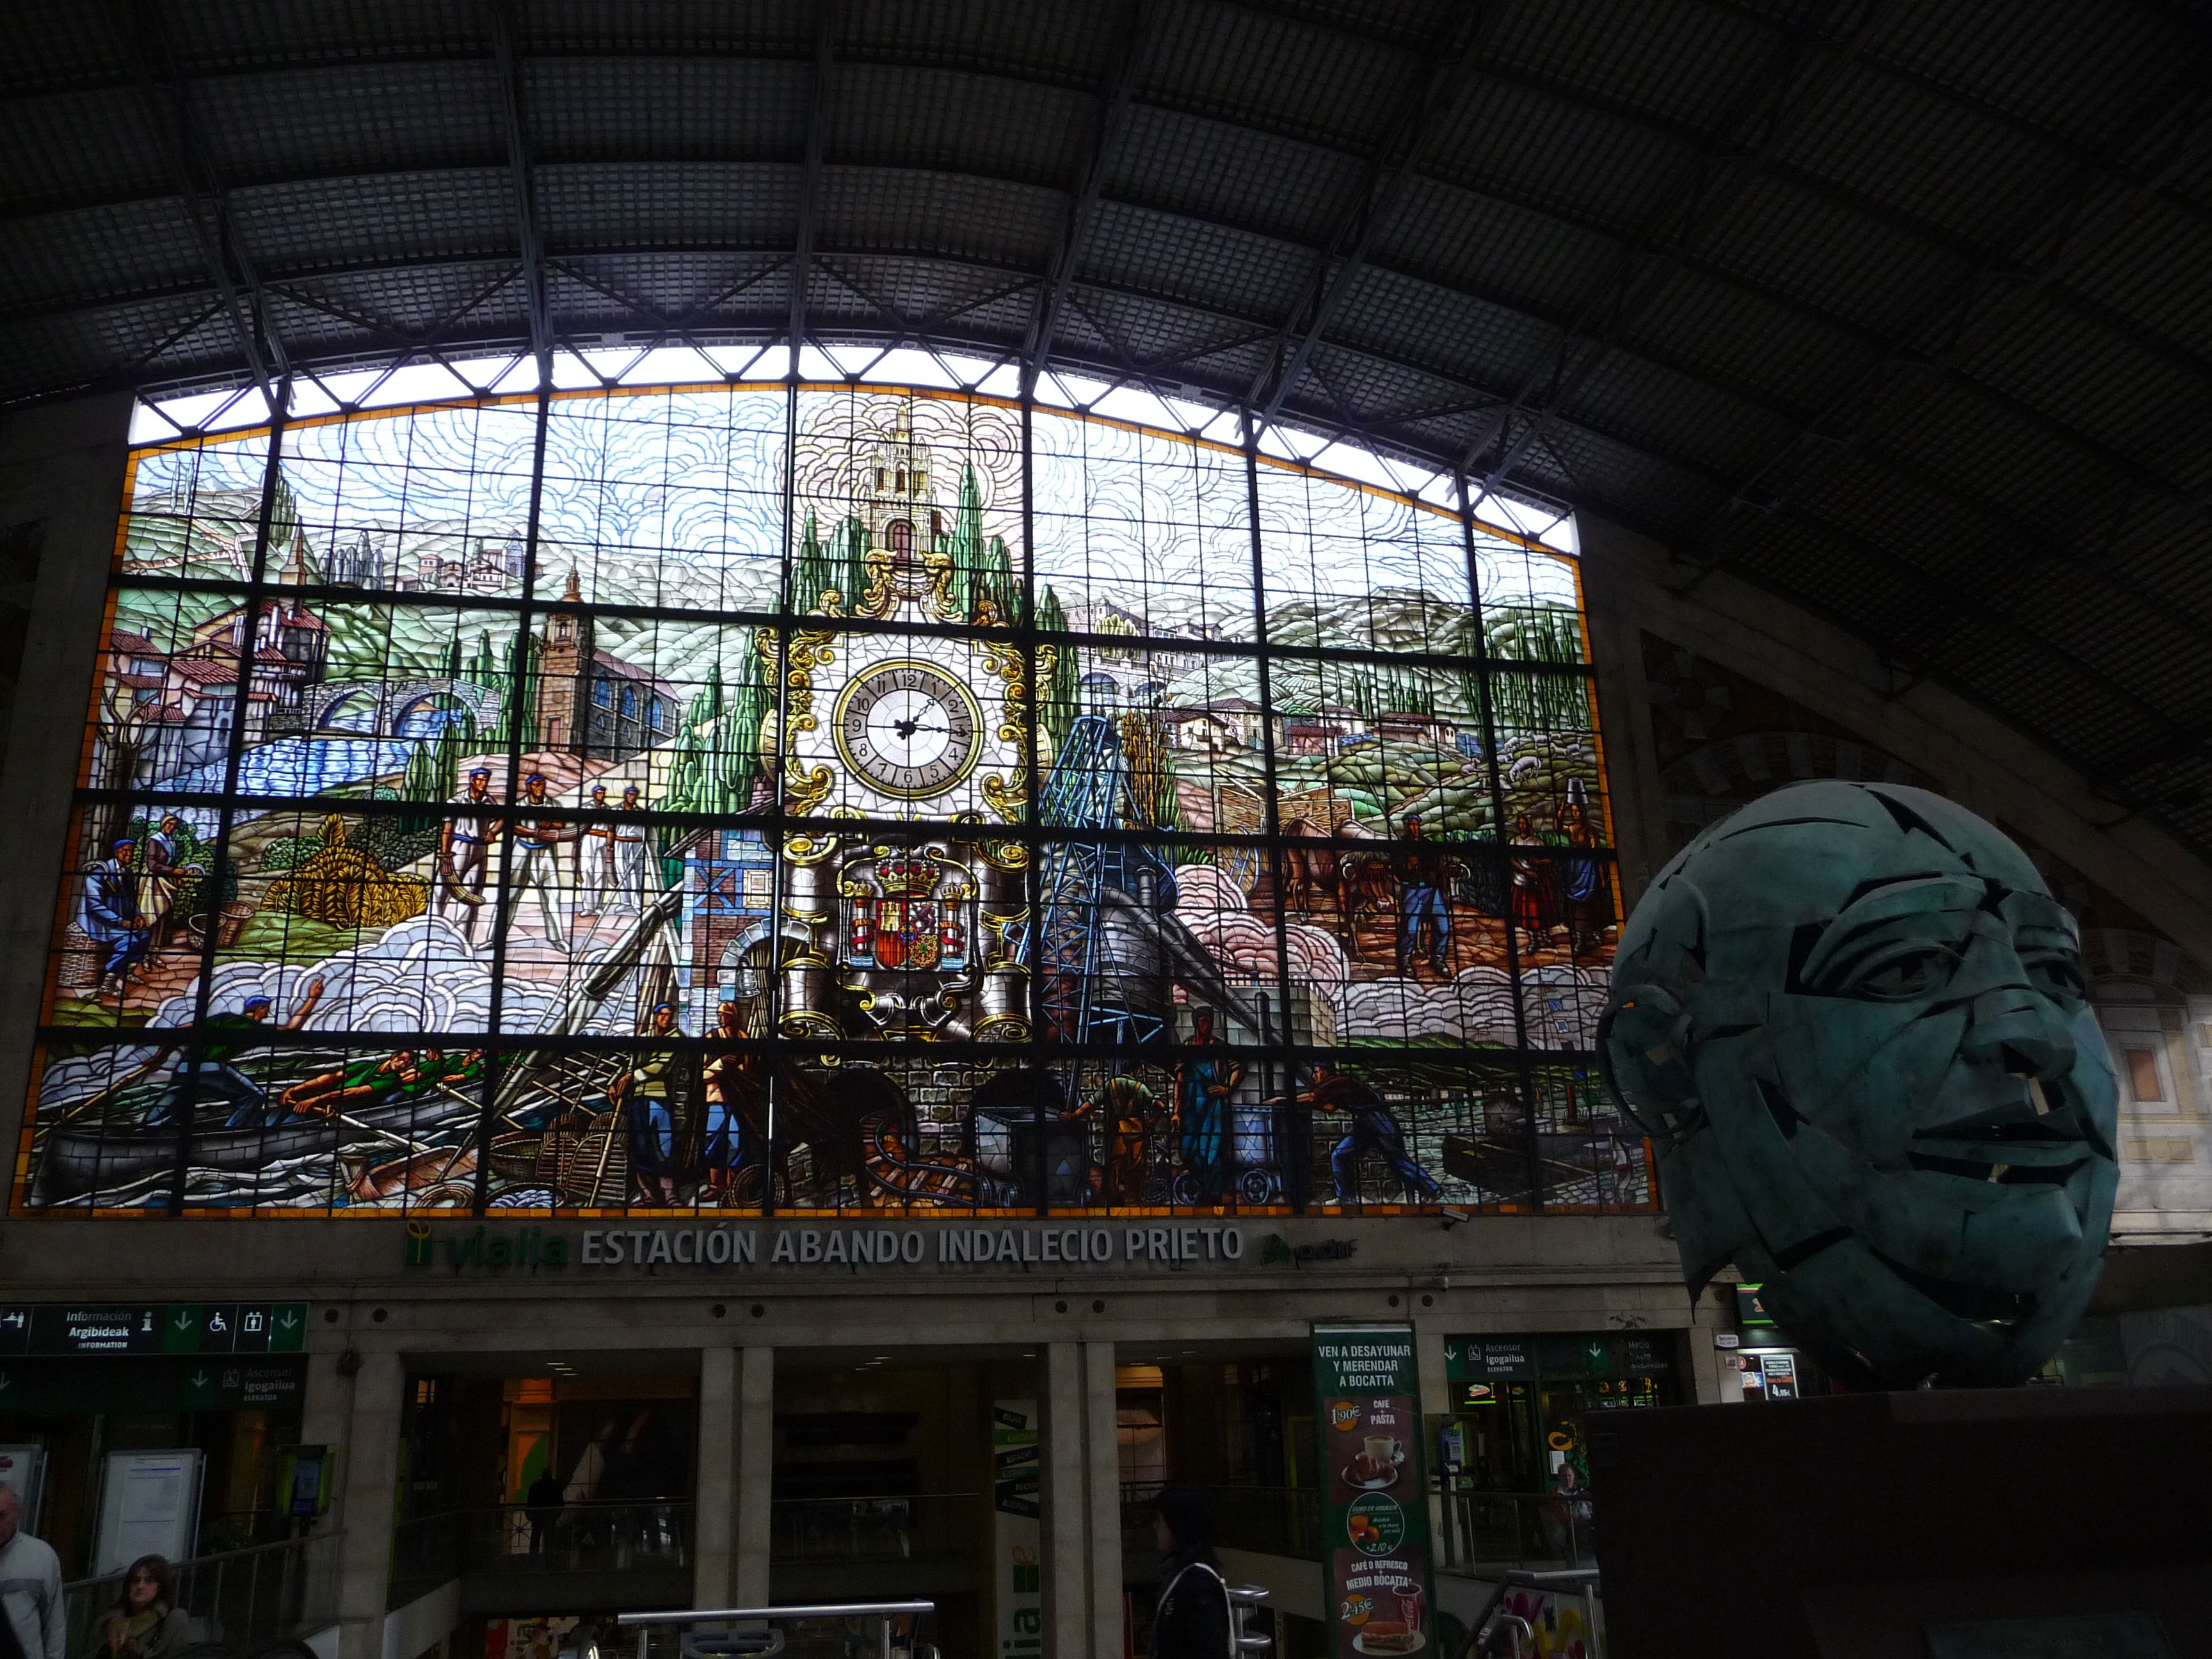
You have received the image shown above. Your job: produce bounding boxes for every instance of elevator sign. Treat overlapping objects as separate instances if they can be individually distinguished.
[1313,1325,1436,1659]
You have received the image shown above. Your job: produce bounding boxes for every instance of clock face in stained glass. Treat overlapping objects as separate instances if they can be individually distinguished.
[833,659,984,799]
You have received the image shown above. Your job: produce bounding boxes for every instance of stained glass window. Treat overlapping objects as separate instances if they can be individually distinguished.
[22,384,1643,1218]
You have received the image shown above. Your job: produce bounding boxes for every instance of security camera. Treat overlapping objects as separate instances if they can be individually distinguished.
[1439,1206,1473,1230]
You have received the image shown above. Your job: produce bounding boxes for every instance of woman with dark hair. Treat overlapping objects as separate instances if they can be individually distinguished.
[94,1557,186,1659]
[1150,1486,1232,1659]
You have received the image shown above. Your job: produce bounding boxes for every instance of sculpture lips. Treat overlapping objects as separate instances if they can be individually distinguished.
[1909,1082,2099,1183]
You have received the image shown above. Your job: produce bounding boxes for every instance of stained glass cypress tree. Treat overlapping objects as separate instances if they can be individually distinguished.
[1038,586,1078,753]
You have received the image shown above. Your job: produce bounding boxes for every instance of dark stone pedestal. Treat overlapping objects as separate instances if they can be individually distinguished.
[1592,1386,2212,1658]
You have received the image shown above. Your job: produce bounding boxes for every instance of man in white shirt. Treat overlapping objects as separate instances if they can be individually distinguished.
[0,1486,65,1659]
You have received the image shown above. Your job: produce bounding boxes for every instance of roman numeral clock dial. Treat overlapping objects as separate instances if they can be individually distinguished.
[833,660,984,800]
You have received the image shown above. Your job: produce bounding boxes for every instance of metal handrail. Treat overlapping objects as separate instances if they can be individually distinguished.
[64,1531,340,1658]
[618,1607,936,1624]
[618,1603,937,1659]
[1228,1585,1271,1656]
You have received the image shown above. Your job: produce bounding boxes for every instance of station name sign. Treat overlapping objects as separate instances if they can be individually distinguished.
[409,1220,1249,1274]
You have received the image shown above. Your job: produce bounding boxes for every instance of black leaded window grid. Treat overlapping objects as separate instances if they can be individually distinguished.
[24,379,1639,1221]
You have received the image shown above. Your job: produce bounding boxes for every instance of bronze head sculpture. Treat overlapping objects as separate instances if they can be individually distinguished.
[1599,781,2118,1388]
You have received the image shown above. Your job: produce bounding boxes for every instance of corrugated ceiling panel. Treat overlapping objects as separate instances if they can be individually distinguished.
[529,58,810,166]
[0,198,208,312]
[1871,0,2187,156]
[831,67,1087,189]
[2061,196,2212,365]
[1327,267,1559,397]
[522,0,812,56]
[1694,168,1971,342]
[817,167,1062,268]
[1381,177,1618,321]
[161,0,483,75]
[1082,201,1310,322]
[194,61,504,184]
[1112,107,1366,252]
[536,161,797,250]
[1433,72,1690,236]
[0,89,168,215]
[1624,265,1863,420]
[231,168,515,271]
[1144,0,1412,156]
[846,0,1115,88]
[1483,0,1777,137]
[1774,61,2069,253]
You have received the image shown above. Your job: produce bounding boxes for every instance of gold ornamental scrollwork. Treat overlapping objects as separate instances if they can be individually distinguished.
[975,637,1036,825]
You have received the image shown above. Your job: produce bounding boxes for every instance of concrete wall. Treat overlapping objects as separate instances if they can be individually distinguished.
[0,393,133,1167]
[1576,508,2212,936]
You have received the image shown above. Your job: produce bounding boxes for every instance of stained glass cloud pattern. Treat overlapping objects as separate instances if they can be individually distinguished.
[25,385,1638,1219]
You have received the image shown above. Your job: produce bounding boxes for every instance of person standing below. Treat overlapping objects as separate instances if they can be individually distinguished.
[1149,1486,1231,1659]
[524,1466,564,1556]
[576,784,617,918]
[0,1485,65,1659]
[435,767,498,943]
[1172,1009,1242,1205]
[93,1556,188,1659]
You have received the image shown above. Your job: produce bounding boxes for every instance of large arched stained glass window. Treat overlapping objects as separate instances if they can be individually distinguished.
[23,383,1640,1219]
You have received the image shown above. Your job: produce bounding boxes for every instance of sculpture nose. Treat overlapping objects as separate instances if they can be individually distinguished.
[1961,986,2076,1078]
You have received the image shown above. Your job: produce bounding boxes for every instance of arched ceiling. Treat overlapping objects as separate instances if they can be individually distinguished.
[5,1,2211,859]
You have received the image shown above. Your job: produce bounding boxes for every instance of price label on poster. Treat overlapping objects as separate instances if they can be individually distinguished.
[1313,1325,1434,1659]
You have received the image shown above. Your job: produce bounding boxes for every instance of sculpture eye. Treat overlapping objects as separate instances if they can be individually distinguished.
[2023,949,2085,1005]
[1848,945,1957,1002]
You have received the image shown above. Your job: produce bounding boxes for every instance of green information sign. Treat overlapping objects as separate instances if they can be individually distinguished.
[0,1302,306,1356]
[1313,1325,1434,1659]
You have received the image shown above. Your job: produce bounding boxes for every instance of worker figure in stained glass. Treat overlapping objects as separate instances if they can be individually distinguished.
[577,783,618,916]
[1299,1060,1441,1206]
[611,783,653,914]
[140,978,326,1129]
[81,838,151,1009]
[1172,1008,1243,1205]
[699,1000,769,1205]
[1393,816,1459,978]
[502,773,572,950]
[611,1000,687,1206]
[435,767,498,942]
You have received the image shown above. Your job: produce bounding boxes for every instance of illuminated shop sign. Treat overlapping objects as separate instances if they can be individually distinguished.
[407,1219,1250,1272]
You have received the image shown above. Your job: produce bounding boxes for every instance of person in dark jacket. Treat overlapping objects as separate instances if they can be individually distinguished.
[1150,1486,1232,1659]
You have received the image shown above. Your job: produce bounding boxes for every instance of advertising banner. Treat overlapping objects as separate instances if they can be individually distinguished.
[991,1399,1042,1659]
[1313,1325,1434,1659]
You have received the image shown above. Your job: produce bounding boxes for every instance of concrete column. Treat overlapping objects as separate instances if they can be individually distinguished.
[0,392,132,1153]
[733,1345,775,1605]
[1081,1342,1121,1659]
[300,1349,351,1540]
[694,1347,738,1607]
[1039,1342,1088,1659]
[335,1350,405,1659]
[1413,1325,1452,1554]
